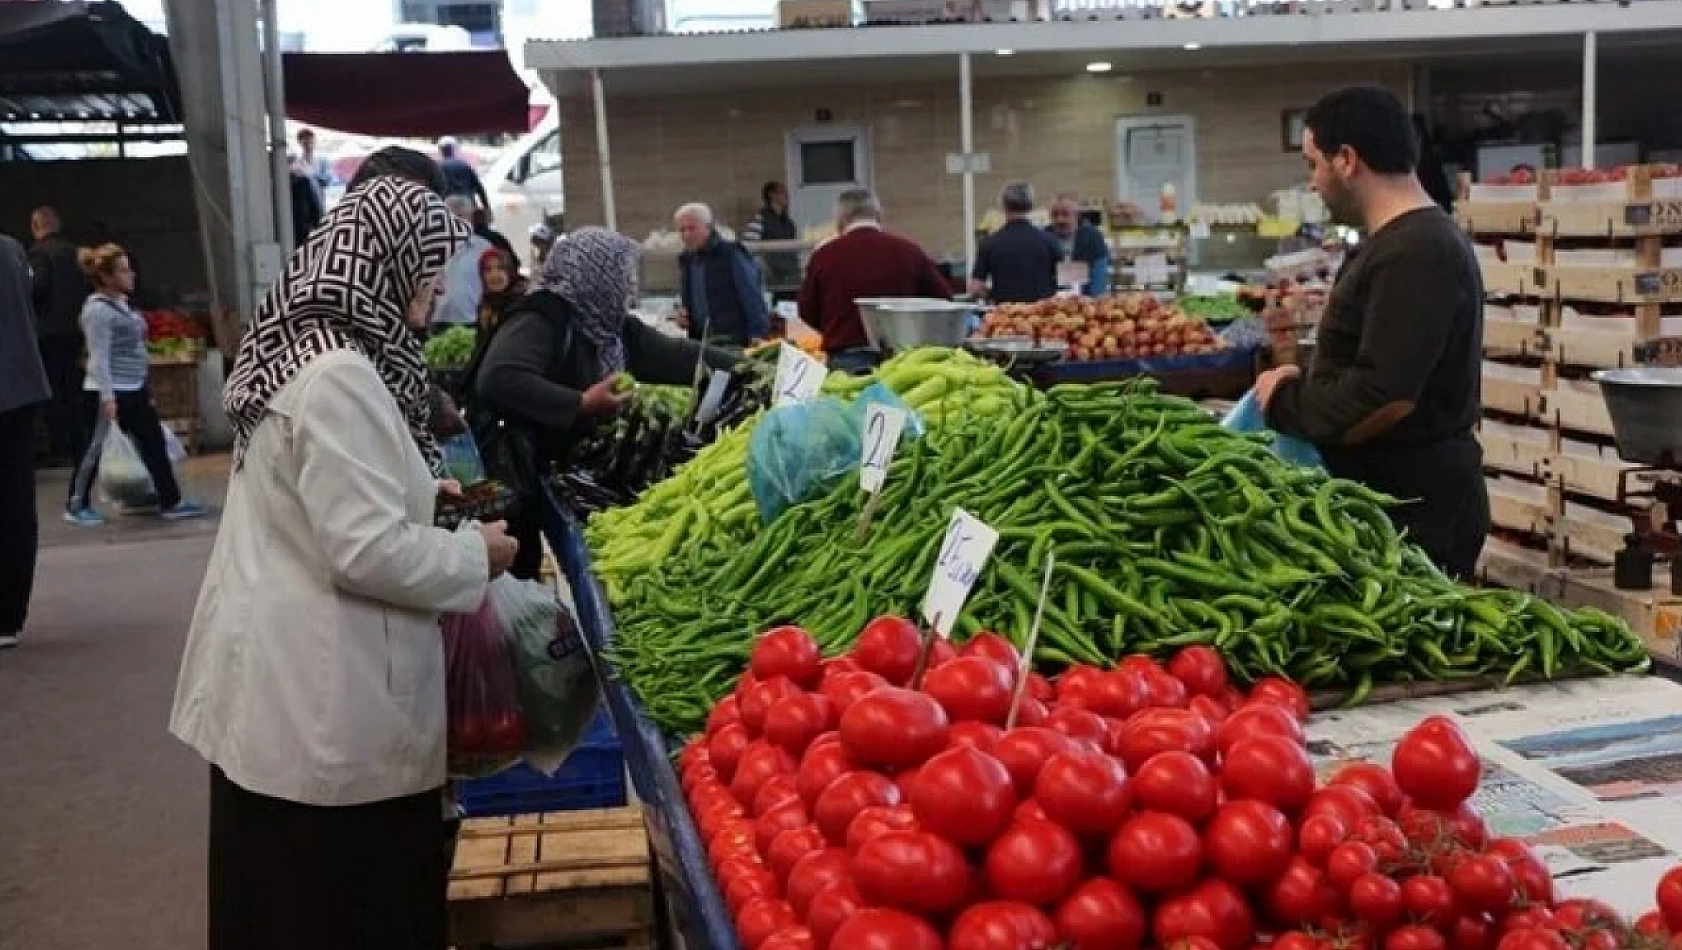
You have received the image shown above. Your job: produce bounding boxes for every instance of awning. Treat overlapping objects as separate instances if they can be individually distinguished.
[0,0,180,122]
[282,51,530,137]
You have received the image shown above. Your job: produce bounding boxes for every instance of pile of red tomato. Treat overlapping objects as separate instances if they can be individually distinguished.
[679,616,1651,950]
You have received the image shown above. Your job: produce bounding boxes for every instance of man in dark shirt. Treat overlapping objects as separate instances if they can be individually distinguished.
[1047,193,1112,297]
[741,181,801,303]
[27,206,90,465]
[970,181,1060,304]
[798,188,951,374]
[437,136,491,216]
[1258,85,1487,579]
[674,203,771,347]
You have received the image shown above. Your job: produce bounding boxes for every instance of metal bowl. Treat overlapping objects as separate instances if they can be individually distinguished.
[856,297,974,351]
[964,336,1069,367]
[1590,367,1682,465]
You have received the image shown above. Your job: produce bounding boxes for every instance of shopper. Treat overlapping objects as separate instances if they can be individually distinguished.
[437,136,490,215]
[347,145,448,197]
[741,180,801,302]
[1046,193,1112,297]
[529,221,558,267]
[472,208,519,271]
[445,247,530,407]
[474,227,737,579]
[798,188,951,375]
[433,196,494,332]
[0,234,51,651]
[296,127,333,201]
[170,176,518,950]
[288,153,325,247]
[64,244,207,526]
[970,181,1061,304]
[1257,84,1487,579]
[674,202,771,347]
[28,206,90,466]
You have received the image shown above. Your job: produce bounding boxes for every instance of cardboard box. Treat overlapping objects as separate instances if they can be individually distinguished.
[777,0,855,27]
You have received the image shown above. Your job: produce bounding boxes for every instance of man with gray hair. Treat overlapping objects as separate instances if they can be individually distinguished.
[798,188,950,374]
[1047,192,1111,297]
[969,180,1060,304]
[432,194,493,331]
[675,202,770,346]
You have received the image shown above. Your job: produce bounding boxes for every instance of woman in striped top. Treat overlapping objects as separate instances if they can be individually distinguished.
[65,244,206,525]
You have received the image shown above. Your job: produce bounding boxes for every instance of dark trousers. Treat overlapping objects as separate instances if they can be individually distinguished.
[37,335,85,461]
[0,405,39,635]
[68,387,182,510]
[209,767,450,950]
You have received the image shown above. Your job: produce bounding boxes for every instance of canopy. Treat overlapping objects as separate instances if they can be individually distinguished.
[0,0,180,123]
[282,51,531,137]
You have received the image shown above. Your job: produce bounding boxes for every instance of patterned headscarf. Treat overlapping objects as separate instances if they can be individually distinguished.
[224,176,471,473]
[539,226,640,378]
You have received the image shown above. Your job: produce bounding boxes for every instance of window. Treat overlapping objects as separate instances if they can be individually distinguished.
[799,141,856,186]
[519,130,561,183]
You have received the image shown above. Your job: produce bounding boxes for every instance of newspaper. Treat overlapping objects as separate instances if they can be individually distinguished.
[1306,675,1682,917]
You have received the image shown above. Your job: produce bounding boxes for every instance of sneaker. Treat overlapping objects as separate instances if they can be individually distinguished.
[0,635,17,650]
[159,500,209,521]
[63,507,106,527]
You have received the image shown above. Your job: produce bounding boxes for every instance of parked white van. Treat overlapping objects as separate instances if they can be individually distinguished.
[483,110,563,250]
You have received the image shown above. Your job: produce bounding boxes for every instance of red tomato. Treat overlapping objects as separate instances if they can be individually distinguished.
[1497,930,1570,950]
[795,739,854,809]
[838,687,950,770]
[925,655,1016,724]
[753,773,803,817]
[1347,872,1403,928]
[1246,677,1311,721]
[813,771,901,846]
[1658,866,1682,932]
[851,616,923,685]
[911,745,1018,846]
[1386,925,1448,950]
[949,901,1059,950]
[1401,875,1457,926]
[767,824,828,884]
[727,872,781,915]
[1221,735,1317,812]
[1304,785,1381,831]
[1352,815,1409,864]
[1449,853,1514,915]
[1153,879,1257,950]
[763,693,836,757]
[1015,697,1049,726]
[1034,749,1131,836]
[785,848,851,919]
[1203,799,1293,886]
[1107,812,1203,893]
[984,820,1086,906]
[1057,666,1105,701]
[1026,672,1054,701]
[851,830,970,915]
[709,723,752,784]
[707,695,742,734]
[928,638,960,670]
[756,798,812,854]
[1298,814,1349,865]
[1086,670,1151,718]
[1215,703,1306,758]
[1142,668,1192,708]
[1055,877,1147,950]
[1501,908,1556,934]
[1391,716,1480,811]
[734,740,799,809]
[1553,898,1623,934]
[1331,762,1406,816]
[738,896,799,949]
[820,670,889,715]
[760,928,816,950]
[1132,751,1218,824]
[1117,708,1215,772]
[1168,645,1230,698]
[961,632,1023,670]
[949,721,1006,752]
[1450,915,1497,950]
[752,626,823,687]
[821,656,862,679]
[992,726,1078,795]
[829,908,944,950]
[844,803,919,854]
[1635,911,1670,938]
[742,678,805,737]
[1014,798,1052,825]
[1265,855,1340,929]
[805,881,866,950]
[1326,841,1380,894]
[1189,695,1230,728]
[1045,707,1112,746]
[1274,931,1326,950]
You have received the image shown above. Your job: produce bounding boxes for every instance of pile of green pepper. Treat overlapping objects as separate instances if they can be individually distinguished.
[605,377,1649,736]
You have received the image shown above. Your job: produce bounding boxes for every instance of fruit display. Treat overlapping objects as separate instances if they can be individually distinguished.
[143,309,207,358]
[1484,165,1682,188]
[679,624,1649,950]
[1178,294,1252,325]
[423,325,477,371]
[601,375,1646,737]
[975,294,1225,362]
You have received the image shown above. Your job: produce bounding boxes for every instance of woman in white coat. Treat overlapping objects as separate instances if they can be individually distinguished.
[170,175,519,950]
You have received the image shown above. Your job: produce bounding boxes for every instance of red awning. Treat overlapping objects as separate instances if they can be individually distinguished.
[282,50,529,137]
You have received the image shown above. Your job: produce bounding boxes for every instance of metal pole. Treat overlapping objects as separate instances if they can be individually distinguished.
[592,69,618,232]
[1581,31,1598,171]
[959,51,976,280]
[260,0,292,255]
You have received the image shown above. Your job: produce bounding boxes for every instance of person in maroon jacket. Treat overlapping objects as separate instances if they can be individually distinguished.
[798,189,951,374]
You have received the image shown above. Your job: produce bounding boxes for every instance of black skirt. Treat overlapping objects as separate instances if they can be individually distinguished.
[208,766,451,950]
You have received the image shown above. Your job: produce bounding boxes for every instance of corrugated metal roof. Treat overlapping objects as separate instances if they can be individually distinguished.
[0,89,165,123]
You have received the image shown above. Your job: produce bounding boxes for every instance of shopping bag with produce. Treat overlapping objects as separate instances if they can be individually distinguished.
[441,594,526,779]
[748,395,863,522]
[97,426,158,508]
[1221,388,1324,469]
[489,575,601,776]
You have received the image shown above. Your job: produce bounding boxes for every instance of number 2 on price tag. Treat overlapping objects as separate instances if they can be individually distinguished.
[859,404,908,494]
[921,508,1000,639]
[773,343,826,406]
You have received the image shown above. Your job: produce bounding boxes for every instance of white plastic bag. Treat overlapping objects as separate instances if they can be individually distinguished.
[489,575,602,776]
[162,424,188,465]
[98,427,156,508]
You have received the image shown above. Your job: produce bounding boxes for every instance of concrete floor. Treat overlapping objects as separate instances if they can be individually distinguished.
[0,455,230,950]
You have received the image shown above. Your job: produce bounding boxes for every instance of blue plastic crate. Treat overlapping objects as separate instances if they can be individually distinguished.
[456,710,627,818]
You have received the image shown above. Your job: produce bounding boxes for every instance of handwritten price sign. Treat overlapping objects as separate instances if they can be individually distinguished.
[773,343,826,406]
[859,404,909,494]
[921,508,1000,639]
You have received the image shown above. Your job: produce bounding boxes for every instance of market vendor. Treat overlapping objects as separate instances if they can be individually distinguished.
[969,181,1061,304]
[798,188,952,375]
[674,203,772,347]
[1256,85,1487,579]
[473,227,738,580]
[1046,192,1112,297]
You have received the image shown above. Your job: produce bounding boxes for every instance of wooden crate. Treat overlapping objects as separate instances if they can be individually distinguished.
[1537,198,1682,239]
[1478,426,1549,481]
[1483,375,1544,418]
[1457,201,1537,236]
[1484,317,1545,358]
[1550,566,1682,662]
[1533,265,1682,305]
[1557,513,1626,565]
[1544,382,1616,438]
[1544,326,1647,369]
[1476,537,1556,594]
[449,807,656,950]
[1479,260,1541,298]
[1486,476,1552,536]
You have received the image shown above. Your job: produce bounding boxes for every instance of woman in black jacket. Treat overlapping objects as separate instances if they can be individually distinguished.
[473,227,737,579]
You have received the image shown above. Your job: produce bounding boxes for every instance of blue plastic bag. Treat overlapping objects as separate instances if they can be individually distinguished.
[1221,389,1324,469]
[851,382,927,441]
[748,397,863,523]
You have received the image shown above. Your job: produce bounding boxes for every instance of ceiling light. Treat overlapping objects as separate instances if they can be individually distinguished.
[995,48,1015,56]
[1182,41,1202,50]
[1086,61,1113,73]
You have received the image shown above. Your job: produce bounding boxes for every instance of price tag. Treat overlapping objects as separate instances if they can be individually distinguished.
[694,369,732,425]
[1189,221,1212,240]
[858,404,908,494]
[920,508,1000,639]
[773,342,826,406]
[1056,260,1091,289]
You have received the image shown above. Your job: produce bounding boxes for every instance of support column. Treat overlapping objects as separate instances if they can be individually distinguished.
[959,51,976,277]
[262,0,293,259]
[1581,31,1598,170]
[592,69,618,232]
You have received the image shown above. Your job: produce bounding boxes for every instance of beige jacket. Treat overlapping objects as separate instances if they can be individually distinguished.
[170,350,489,806]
